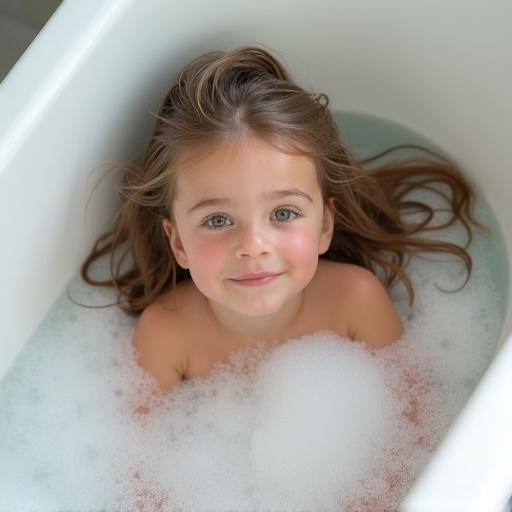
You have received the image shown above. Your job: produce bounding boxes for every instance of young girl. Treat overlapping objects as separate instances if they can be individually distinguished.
[81,44,481,401]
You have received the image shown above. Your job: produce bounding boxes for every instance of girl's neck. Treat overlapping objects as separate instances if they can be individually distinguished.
[204,292,305,345]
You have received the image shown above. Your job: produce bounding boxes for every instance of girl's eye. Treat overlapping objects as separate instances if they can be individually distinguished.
[272,208,300,222]
[203,215,233,230]
[202,208,301,230]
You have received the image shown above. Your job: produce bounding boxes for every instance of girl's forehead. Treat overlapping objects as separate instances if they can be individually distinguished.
[175,136,319,194]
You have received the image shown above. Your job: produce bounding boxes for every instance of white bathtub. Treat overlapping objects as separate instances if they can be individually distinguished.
[1,0,511,510]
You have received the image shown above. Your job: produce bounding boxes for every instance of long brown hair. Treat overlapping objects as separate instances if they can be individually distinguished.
[80,45,485,316]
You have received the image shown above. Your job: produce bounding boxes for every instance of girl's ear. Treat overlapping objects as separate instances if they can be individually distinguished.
[162,218,189,269]
[319,197,336,255]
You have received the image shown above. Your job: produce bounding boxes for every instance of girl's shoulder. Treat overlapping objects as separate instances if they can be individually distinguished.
[132,282,194,393]
[315,259,402,347]
[315,259,380,297]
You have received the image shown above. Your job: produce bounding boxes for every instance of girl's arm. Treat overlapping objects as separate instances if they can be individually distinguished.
[344,270,430,510]
[132,303,188,399]
[131,304,187,510]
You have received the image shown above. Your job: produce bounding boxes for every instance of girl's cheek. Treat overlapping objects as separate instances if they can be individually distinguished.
[284,229,319,259]
[185,238,225,291]
[192,237,225,262]
[277,230,320,281]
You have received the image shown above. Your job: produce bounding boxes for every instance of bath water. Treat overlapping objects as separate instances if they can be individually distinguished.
[0,112,507,512]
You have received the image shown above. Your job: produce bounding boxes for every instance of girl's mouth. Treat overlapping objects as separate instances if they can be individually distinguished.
[230,273,282,287]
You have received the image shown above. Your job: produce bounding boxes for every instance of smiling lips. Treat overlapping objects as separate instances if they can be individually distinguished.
[230,272,282,287]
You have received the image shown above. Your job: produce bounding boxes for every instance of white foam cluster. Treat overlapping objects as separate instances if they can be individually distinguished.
[248,335,403,510]
[109,330,436,511]
[0,195,504,511]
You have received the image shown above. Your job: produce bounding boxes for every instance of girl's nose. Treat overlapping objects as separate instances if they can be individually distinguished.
[234,222,271,258]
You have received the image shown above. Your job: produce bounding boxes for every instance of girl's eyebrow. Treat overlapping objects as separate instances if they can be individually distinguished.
[186,188,313,215]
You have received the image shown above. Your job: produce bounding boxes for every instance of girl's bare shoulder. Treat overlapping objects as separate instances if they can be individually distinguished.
[315,259,379,299]
[316,259,402,347]
[132,281,194,393]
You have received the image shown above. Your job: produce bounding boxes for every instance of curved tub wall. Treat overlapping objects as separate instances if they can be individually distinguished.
[0,1,511,510]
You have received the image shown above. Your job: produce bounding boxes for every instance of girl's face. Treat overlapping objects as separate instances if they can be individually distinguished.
[162,135,334,319]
